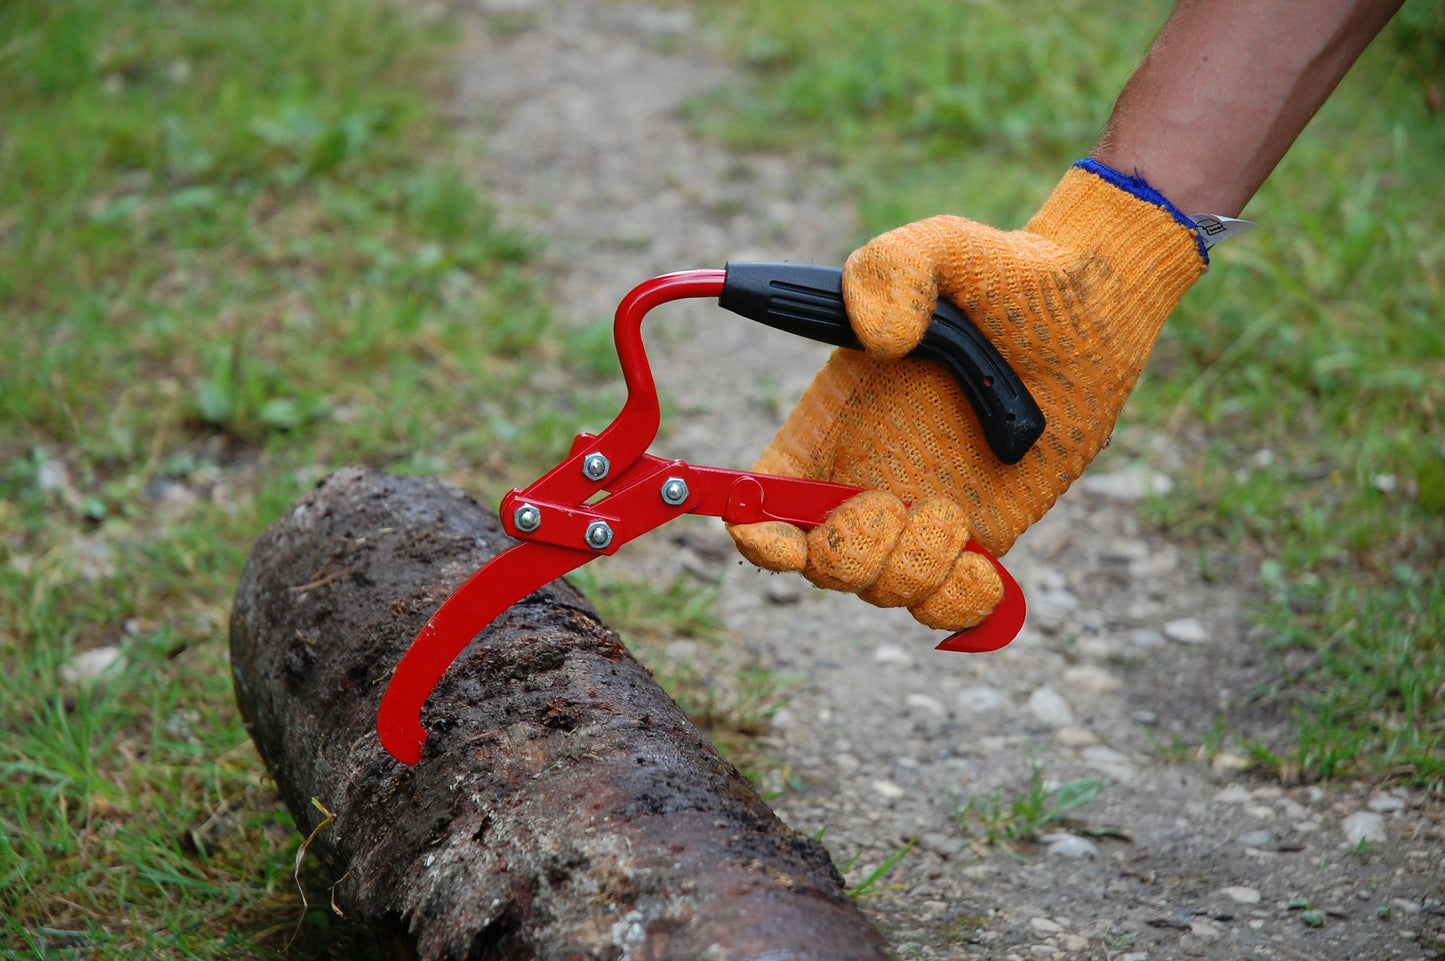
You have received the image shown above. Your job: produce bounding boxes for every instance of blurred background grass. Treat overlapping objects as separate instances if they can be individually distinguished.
[0,0,577,954]
[1,0,1441,955]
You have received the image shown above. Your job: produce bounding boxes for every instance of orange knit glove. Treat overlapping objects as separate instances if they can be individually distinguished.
[729,161,1209,632]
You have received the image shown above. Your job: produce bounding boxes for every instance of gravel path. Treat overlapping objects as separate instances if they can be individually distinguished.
[452,1,1444,957]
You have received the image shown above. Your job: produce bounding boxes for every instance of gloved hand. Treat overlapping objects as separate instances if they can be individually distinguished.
[729,160,1209,631]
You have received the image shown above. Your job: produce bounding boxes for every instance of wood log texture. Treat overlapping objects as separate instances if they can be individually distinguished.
[229,467,893,961]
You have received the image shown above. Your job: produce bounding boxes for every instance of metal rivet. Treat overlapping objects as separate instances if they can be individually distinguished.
[660,477,689,506]
[582,453,610,481]
[585,521,614,550]
[513,504,542,533]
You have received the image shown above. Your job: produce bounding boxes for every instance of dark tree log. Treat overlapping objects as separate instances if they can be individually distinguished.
[230,467,893,961]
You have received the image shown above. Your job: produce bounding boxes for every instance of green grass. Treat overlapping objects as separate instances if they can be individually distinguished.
[954,763,1103,853]
[698,0,1445,789]
[0,0,599,954]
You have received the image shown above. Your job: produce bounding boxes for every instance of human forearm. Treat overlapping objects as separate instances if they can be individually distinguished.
[1092,0,1403,216]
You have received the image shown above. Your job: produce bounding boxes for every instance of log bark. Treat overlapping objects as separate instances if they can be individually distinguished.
[229,467,893,961]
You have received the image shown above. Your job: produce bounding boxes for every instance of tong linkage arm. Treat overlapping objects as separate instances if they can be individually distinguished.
[377,269,1028,765]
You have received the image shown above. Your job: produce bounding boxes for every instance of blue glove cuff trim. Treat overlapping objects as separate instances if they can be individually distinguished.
[1072,158,1209,264]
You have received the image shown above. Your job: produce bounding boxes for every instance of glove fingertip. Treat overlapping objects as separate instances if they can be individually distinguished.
[844,243,935,359]
[908,551,1004,632]
[802,489,907,593]
[729,520,808,573]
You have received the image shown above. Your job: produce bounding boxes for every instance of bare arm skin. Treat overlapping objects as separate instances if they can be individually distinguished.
[1092,0,1404,217]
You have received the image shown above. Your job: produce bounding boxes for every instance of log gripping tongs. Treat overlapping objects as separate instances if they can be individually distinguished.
[377,263,1045,764]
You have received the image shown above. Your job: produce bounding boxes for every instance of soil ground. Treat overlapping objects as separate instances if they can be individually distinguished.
[449,1,1444,957]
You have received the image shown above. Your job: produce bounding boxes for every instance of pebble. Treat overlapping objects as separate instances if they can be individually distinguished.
[1189,919,1223,940]
[873,644,915,668]
[1061,665,1121,693]
[1063,934,1089,952]
[1341,811,1386,846]
[1220,886,1262,904]
[1277,799,1309,819]
[1238,830,1272,848]
[1392,898,1423,915]
[1367,794,1406,813]
[1078,466,1173,500]
[1056,726,1100,747]
[1029,917,1064,934]
[1040,833,1098,859]
[1027,686,1075,726]
[1036,588,1080,612]
[1129,550,1179,578]
[1163,617,1209,644]
[1211,752,1252,772]
[904,693,946,716]
[1127,628,1166,649]
[872,779,906,800]
[59,646,124,684]
[37,457,71,494]
[958,685,1011,712]
[1215,785,1254,804]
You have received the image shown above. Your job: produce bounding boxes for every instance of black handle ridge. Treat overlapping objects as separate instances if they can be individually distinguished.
[720,261,1045,465]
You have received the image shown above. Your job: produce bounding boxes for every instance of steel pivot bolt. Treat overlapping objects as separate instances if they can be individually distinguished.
[581,453,610,482]
[584,521,614,550]
[513,504,542,533]
[660,477,689,506]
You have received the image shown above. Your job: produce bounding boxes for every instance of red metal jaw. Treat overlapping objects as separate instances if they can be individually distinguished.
[376,270,1026,765]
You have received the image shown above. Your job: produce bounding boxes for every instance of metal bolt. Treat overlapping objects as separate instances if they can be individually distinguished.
[660,477,689,506]
[584,521,614,550]
[581,453,610,481]
[513,504,542,533]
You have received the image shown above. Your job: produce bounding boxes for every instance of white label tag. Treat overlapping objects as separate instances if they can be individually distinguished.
[1190,214,1256,250]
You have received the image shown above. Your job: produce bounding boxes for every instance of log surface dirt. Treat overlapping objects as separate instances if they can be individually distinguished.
[229,467,893,961]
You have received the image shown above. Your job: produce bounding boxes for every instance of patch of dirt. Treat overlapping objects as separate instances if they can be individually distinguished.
[449,1,1445,957]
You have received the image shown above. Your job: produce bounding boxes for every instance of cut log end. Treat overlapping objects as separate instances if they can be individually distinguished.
[230,467,894,960]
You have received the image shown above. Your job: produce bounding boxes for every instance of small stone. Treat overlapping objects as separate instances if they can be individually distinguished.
[1036,588,1080,611]
[36,457,71,494]
[59,646,124,684]
[1129,550,1179,578]
[874,644,915,668]
[1061,665,1121,693]
[1277,799,1309,819]
[1211,752,1252,772]
[1163,617,1209,644]
[1238,830,1272,848]
[958,685,1010,712]
[1027,686,1075,726]
[1030,917,1064,934]
[1127,628,1166,649]
[1040,833,1098,859]
[1079,466,1173,500]
[1056,726,1100,747]
[904,693,946,715]
[1367,794,1406,813]
[1391,898,1423,915]
[1244,804,1277,820]
[1190,919,1223,940]
[872,779,906,800]
[1215,784,1254,804]
[1063,934,1089,952]
[1220,886,1262,905]
[1341,811,1386,846]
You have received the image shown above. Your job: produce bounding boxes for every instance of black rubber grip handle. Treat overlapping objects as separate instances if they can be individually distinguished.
[719,261,1045,465]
